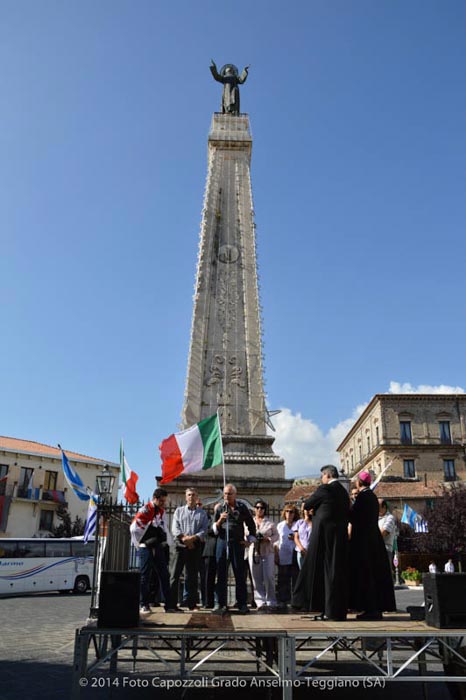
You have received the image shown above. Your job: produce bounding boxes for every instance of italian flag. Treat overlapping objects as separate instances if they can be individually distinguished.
[159,413,223,485]
[120,440,139,505]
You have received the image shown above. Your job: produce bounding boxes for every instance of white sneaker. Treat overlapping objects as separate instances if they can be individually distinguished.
[140,605,151,614]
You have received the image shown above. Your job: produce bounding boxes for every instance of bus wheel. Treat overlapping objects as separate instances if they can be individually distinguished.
[74,576,89,594]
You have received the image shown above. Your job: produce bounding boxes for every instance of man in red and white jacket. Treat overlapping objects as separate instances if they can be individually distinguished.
[130,487,173,614]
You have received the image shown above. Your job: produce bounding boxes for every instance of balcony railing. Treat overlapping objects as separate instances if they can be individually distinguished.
[16,486,40,500]
[14,486,67,505]
[42,489,67,504]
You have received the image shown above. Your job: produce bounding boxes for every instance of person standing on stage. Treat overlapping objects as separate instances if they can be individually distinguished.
[169,487,209,611]
[378,498,397,564]
[292,465,350,621]
[130,487,171,614]
[248,499,278,612]
[212,483,256,614]
[292,503,313,570]
[275,505,299,610]
[349,471,396,620]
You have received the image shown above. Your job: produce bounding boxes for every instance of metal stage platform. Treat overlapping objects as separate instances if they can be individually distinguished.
[71,611,466,699]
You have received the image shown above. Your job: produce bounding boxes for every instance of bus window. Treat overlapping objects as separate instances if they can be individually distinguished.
[22,542,45,558]
[0,541,18,558]
[45,541,71,558]
[71,541,94,557]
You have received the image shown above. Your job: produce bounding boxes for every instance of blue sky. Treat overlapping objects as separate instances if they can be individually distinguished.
[1,1,465,500]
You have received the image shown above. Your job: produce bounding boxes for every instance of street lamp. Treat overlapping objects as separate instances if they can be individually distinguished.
[95,465,115,505]
[339,468,350,494]
[89,466,116,619]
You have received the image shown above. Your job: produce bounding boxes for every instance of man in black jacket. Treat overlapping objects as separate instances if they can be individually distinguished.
[212,483,256,614]
[292,465,350,621]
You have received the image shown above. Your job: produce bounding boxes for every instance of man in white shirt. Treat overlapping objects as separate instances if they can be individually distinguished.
[444,559,455,573]
[378,499,396,563]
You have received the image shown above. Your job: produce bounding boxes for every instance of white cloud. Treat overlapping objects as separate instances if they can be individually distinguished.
[275,381,466,480]
[388,381,465,395]
[273,405,366,479]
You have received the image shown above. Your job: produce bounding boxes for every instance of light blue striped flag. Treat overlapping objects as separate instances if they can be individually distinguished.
[401,503,418,528]
[60,449,90,502]
[414,517,429,533]
[83,495,98,543]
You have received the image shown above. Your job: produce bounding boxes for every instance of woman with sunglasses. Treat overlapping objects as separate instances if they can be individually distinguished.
[247,499,279,612]
[275,505,300,611]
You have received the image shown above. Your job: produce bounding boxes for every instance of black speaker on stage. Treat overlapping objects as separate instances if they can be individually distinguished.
[98,571,140,628]
[424,573,466,629]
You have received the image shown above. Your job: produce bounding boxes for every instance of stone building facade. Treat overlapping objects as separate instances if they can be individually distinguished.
[337,393,466,485]
[0,437,119,537]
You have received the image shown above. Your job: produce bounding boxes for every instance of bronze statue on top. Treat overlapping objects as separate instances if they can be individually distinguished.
[210,60,249,115]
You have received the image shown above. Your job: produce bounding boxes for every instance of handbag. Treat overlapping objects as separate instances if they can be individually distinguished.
[141,524,167,546]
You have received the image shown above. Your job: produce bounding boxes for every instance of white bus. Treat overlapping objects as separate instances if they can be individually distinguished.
[0,537,94,595]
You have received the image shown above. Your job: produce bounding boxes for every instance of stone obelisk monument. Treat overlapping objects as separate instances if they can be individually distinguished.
[162,63,292,505]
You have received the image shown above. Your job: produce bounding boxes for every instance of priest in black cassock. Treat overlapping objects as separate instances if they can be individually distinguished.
[348,471,396,620]
[292,465,350,621]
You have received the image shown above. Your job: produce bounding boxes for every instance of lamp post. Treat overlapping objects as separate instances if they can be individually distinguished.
[89,466,116,619]
[339,468,350,494]
[95,465,115,507]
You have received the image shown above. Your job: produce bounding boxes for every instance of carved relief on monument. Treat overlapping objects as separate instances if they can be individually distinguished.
[217,269,239,331]
[218,244,239,264]
[229,355,246,389]
[205,354,225,387]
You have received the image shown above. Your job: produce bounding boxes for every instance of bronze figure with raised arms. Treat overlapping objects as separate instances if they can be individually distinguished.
[210,60,249,115]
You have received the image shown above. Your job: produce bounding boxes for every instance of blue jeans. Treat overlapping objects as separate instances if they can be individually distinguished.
[215,538,247,608]
[139,544,170,608]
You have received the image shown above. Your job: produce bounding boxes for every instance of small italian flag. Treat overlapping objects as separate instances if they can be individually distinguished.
[120,440,139,505]
[159,413,223,485]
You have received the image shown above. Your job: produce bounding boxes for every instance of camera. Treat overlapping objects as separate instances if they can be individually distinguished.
[256,532,264,541]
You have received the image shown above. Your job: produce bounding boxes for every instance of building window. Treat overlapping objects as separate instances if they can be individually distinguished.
[358,445,362,462]
[18,467,34,499]
[443,459,456,481]
[0,464,8,496]
[439,421,452,444]
[375,426,380,446]
[44,470,57,490]
[351,454,354,469]
[400,421,412,445]
[39,510,54,531]
[403,459,416,478]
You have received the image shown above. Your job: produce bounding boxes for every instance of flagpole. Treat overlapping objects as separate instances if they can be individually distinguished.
[370,457,395,490]
[217,409,226,491]
[217,408,231,587]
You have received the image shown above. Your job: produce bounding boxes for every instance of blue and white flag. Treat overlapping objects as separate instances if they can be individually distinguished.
[60,449,90,501]
[83,495,98,543]
[414,517,429,533]
[27,471,34,499]
[401,503,418,528]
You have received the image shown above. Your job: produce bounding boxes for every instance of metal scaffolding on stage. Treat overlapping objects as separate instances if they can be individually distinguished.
[71,615,466,699]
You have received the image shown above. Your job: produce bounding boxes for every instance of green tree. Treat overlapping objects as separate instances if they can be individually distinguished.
[423,483,466,555]
[398,484,466,556]
[52,506,85,537]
